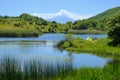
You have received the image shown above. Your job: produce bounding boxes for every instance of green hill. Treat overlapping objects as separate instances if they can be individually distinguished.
[0,13,70,37]
[89,6,120,21]
[71,6,120,33]
[0,13,46,37]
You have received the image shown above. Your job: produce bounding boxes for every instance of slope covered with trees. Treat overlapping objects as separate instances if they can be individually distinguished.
[0,13,70,37]
[0,13,44,37]
[90,6,120,21]
[71,6,120,33]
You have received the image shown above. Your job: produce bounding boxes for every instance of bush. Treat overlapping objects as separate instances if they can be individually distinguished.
[108,13,120,46]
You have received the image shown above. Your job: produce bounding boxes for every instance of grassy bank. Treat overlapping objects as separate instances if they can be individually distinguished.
[58,64,120,80]
[68,30,105,34]
[57,37,120,57]
[0,56,120,80]
[0,28,40,37]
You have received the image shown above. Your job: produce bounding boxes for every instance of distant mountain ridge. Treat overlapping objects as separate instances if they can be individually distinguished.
[47,6,120,24]
[31,9,88,23]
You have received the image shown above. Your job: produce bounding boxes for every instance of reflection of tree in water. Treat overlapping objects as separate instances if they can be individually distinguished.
[18,41,56,48]
[106,59,120,65]
[104,59,120,79]
[55,46,73,65]
[67,52,73,62]
[18,41,47,48]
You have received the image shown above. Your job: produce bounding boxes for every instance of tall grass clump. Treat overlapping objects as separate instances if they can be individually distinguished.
[0,56,74,80]
[0,56,120,80]
[0,27,40,37]
[0,57,22,80]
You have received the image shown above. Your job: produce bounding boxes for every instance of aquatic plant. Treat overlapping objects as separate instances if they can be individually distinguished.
[0,56,74,80]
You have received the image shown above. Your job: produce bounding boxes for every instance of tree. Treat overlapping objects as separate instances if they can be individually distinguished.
[66,21,73,29]
[108,12,120,46]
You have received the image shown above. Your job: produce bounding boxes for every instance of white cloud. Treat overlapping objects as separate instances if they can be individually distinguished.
[31,9,93,20]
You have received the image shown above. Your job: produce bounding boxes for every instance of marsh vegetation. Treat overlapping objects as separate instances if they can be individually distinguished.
[0,56,120,80]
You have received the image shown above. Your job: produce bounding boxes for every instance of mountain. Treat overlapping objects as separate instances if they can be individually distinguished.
[47,15,75,23]
[31,9,86,24]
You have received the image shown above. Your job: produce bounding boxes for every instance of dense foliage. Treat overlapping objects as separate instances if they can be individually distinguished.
[108,12,120,46]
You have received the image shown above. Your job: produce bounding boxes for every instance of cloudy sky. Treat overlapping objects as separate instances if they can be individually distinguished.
[0,0,120,20]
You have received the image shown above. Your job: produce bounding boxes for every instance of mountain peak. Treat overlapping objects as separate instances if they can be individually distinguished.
[59,9,68,16]
[31,10,92,23]
[47,15,75,23]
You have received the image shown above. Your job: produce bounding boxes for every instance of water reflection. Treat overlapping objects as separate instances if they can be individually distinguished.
[0,41,110,68]
[107,59,120,65]
[0,34,110,68]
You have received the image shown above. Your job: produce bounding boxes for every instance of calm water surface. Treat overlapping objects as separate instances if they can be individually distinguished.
[0,33,111,68]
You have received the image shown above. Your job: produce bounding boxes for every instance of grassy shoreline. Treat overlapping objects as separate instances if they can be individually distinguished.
[68,30,105,34]
[57,37,120,58]
[0,56,120,80]
[0,28,40,37]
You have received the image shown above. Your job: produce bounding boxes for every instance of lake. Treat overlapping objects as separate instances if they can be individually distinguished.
[0,33,111,68]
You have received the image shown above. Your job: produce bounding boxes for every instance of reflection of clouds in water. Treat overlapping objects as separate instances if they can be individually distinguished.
[18,54,68,61]
[106,59,120,65]
[0,52,70,63]
[1,53,73,69]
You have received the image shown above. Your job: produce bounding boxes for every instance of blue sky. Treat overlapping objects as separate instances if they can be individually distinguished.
[0,0,120,19]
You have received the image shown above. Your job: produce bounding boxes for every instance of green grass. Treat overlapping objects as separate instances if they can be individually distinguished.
[0,56,120,80]
[68,30,105,34]
[58,64,120,80]
[0,27,40,37]
[57,37,120,59]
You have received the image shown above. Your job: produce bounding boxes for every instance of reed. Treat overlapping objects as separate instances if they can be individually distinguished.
[0,56,74,80]
[0,56,120,80]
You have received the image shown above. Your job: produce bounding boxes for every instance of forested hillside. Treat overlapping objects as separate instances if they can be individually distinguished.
[90,6,120,21]
[71,6,120,33]
[0,13,70,37]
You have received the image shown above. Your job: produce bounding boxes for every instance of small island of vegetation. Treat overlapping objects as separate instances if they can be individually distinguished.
[58,12,120,57]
